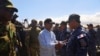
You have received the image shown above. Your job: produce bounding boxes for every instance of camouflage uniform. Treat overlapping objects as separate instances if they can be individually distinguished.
[0,0,18,56]
[0,22,17,56]
[0,22,10,56]
[7,21,17,56]
[29,19,41,56]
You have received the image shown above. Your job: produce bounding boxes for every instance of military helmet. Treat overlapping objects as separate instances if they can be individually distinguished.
[0,0,18,12]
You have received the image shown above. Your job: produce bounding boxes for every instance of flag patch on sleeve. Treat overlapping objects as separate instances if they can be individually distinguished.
[77,34,86,39]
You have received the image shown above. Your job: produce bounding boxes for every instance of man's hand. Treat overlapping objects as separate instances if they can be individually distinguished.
[55,41,64,50]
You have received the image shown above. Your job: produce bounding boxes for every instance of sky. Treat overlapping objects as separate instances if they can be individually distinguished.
[11,0,100,25]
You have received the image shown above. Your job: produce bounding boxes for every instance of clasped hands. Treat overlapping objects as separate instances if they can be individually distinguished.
[55,40,67,50]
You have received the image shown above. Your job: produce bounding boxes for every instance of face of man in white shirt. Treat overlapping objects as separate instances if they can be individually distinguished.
[45,23,53,31]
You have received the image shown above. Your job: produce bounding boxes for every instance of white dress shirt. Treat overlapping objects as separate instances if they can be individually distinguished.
[38,29,57,56]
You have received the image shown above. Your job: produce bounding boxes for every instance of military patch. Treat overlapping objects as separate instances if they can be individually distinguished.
[77,34,86,39]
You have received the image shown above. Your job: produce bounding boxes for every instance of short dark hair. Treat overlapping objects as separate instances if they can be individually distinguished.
[87,24,93,27]
[60,21,67,25]
[68,14,80,23]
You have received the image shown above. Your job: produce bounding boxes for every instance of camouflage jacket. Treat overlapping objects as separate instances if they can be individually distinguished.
[0,21,17,56]
[29,27,41,47]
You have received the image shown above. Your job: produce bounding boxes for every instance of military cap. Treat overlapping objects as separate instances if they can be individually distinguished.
[0,0,18,12]
[44,18,55,24]
[68,14,80,23]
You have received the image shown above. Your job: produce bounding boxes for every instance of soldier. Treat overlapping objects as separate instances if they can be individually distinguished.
[38,21,44,30]
[29,19,41,56]
[96,25,100,49]
[12,14,24,56]
[87,24,97,56]
[53,23,59,35]
[54,21,68,56]
[66,14,88,56]
[0,0,18,56]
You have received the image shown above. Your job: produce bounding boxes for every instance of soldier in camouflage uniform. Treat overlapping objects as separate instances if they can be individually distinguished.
[0,0,18,56]
[29,19,41,56]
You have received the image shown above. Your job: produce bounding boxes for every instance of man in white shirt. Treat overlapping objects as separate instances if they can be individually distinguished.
[38,18,62,56]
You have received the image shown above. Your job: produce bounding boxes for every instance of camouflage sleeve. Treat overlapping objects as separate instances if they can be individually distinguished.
[9,22,21,46]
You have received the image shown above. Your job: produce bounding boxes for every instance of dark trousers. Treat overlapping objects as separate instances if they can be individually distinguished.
[88,45,96,56]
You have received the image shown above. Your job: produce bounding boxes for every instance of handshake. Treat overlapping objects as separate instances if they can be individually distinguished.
[55,40,67,50]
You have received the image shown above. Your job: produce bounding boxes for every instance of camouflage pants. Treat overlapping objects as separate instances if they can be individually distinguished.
[30,47,40,56]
